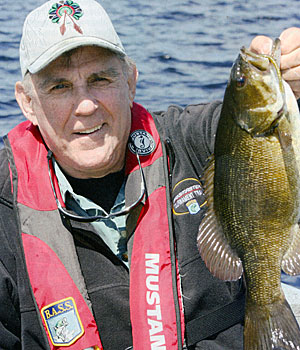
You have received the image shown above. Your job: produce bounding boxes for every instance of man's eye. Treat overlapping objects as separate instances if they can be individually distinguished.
[90,77,109,84]
[50,83,69,91]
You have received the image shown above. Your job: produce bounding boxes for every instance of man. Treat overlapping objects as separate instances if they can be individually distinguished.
[0,0,300,349]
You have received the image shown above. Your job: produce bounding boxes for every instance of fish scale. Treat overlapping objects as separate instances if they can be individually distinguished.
[197,40,300,349]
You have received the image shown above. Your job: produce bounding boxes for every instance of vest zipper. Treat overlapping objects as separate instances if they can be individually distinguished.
[163,137,184,350]
[165,138,175,185]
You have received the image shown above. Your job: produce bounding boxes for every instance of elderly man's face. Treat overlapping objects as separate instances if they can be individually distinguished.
[22,46,136,178]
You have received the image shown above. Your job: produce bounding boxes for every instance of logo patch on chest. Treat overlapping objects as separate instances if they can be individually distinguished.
[129,130,156,155]
[41,297,84,346]
[172,178,205,215]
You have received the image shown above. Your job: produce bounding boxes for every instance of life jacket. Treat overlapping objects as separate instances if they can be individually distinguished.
[4,102,185,350]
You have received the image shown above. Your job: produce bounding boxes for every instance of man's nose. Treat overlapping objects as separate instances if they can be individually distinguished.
[74,91,98,116]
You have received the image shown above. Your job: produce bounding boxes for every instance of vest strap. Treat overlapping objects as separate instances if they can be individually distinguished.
[185,292,245,346]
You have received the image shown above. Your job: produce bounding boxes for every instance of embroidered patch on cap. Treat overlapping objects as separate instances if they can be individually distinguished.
[129,130,156,156]
[49,1,83,35]
[41,297,84,346]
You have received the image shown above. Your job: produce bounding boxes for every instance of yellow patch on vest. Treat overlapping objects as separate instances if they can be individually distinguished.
[41,297,84,346]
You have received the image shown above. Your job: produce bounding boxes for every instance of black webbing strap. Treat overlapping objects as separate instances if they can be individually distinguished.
[185,292,246,346]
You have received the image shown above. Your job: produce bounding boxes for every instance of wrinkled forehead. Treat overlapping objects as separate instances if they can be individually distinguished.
[33,45,124,79]
[49,45,120,69]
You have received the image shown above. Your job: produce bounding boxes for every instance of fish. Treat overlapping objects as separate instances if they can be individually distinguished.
[197,39,300,350]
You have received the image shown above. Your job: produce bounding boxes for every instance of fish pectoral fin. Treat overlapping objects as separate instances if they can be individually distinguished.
[197,207,243,281]
[282,223,300,275]
[197,156,243,281]
[276,128,293,152]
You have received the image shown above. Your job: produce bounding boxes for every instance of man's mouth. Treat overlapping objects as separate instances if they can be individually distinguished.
[75,124,105,135]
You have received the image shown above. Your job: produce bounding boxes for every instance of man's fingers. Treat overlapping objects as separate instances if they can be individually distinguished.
[281,48,300,70]
[249,35,273,54]
[282,65,300,82]
[248,28,300,99]
[282,79,300,99]
[280,27,300,55]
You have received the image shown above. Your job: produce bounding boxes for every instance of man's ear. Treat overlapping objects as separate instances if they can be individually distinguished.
[128,65,138,108]
[15,81,38,125]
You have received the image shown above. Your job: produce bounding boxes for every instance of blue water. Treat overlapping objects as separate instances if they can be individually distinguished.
[0,1,300,287]
[1,0,299,143]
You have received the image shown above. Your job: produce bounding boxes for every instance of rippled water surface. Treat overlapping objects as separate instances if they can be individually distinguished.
[1,0,300,142]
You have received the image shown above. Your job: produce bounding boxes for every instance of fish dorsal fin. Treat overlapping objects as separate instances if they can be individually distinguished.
[281,223,300,275]
[197,156,243,281]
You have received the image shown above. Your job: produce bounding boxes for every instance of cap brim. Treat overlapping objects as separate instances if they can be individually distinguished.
[28,36,126,74]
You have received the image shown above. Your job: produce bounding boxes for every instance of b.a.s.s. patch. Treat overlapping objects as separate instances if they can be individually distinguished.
[172,178,205,216]
[41,297,84,346]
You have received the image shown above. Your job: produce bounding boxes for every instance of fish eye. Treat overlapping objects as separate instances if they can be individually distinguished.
[236,75,247,88]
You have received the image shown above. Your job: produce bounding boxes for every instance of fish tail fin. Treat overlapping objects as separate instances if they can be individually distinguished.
[244,299,300,350]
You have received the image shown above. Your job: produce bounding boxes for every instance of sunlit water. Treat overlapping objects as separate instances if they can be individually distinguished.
[1,0,299,143]
[0,0,300,286]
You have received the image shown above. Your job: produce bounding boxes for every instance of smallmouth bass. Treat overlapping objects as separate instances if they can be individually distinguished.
[197,39,300,349]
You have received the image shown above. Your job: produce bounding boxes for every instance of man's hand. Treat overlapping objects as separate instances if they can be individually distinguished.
[249,27,300,99]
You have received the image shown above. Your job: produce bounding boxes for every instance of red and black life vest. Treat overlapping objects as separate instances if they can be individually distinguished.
[5,102,185,349]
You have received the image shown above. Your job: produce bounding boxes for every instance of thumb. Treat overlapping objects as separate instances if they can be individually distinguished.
[249,35,273,55]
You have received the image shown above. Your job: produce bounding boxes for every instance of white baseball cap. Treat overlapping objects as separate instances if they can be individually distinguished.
[20,0,126,77]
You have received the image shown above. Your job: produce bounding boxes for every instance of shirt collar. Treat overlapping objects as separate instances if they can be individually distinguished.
[53,159,125,215]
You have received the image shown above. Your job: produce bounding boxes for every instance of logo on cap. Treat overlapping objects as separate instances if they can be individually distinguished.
[49,1,83,35]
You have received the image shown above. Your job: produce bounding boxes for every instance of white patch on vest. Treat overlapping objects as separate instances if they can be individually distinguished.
[129,130,156,155]
[145,253,166,350]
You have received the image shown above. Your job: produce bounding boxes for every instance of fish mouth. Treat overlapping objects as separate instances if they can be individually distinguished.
[240,47,270,71]
[240,42,284,94]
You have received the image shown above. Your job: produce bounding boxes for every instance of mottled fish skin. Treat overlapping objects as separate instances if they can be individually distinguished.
[197,39,300,349]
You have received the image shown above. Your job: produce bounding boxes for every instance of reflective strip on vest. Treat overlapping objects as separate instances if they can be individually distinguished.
[6,122,103,349]
[130,187,180,349]
[22,233,102,349]
[127,103,185,349]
